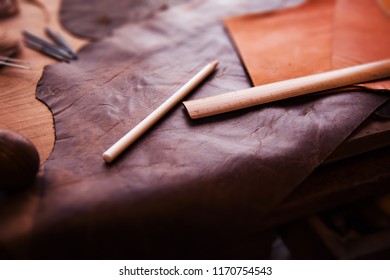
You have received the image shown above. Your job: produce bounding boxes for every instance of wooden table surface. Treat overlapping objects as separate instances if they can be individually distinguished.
[1,0,389,167]
[0,0,389,259]
[0,0,86,165]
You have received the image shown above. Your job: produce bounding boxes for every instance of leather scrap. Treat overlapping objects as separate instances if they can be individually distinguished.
[59,0,188,39]
[224,0,335,85]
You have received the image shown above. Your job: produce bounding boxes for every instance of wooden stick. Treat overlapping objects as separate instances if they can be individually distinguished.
[102,60,219,163]
[183,59,390,119]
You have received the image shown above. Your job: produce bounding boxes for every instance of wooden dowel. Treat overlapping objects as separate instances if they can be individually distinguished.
[102,60,219,163]
[183,59,390,119]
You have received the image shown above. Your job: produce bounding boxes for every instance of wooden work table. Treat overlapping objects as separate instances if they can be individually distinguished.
[0,0,86,165]
[1,0,388,169]
[0,0,389,259]
[1,0,389,166]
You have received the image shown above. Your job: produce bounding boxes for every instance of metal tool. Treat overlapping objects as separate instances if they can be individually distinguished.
[23,38,69,62]
[22,30,75,62]
[45,27,78,59]
[183,59,390,119]
[0,55,31,70]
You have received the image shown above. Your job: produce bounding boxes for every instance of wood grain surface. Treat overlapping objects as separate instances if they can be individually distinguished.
[31,0,387,259]
[1,0,387,167]
[0,0,86,164]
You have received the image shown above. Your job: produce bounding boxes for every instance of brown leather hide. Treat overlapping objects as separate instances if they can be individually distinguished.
[0,0,388,259]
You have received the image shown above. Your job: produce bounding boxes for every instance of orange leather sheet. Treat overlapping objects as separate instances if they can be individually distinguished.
[224,0,390,90]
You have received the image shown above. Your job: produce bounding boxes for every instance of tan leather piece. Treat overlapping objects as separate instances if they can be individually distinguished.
[378,0,390,16]
[333,0,390,89]
[224,0,390,89]
[224,0,335,86]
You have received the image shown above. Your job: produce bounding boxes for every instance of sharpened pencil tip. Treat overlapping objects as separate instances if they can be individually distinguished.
[211,60,219,68]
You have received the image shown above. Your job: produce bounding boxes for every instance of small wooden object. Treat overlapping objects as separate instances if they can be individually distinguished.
[0,129,40,192]
[183,59,390,119]
[102,60,219,163]
[0,0,19,19]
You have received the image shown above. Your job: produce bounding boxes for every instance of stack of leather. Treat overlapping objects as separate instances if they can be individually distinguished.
[224,0,390,162]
